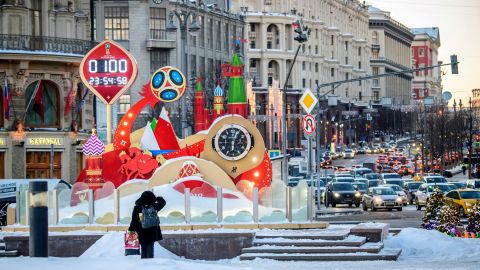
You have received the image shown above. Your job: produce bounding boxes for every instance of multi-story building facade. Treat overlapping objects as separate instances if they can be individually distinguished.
[232,0,370,150]
[93,0,245,137]
[0,0,95,180]
[411,27,442,102]
[368,6,415,106]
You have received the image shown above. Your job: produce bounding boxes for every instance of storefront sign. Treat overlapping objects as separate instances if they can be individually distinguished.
[27,138,63,146]
[0,138,5,146]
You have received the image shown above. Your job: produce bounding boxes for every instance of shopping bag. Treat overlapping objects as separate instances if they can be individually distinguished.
[124,230,140,256]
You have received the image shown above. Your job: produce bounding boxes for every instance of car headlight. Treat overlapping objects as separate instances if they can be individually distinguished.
[334,193,340,198]
[355,192,362,197]
[374,197,383,203]
[396,197,403,203]
[465,202,472,207]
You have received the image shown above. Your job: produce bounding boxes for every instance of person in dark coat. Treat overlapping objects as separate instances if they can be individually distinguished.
[128,191,166,259]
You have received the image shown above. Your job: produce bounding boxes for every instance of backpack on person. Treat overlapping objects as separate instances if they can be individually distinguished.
[141,205,160,229]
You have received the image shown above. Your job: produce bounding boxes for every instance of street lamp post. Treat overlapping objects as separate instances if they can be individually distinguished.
[166,6,201,138]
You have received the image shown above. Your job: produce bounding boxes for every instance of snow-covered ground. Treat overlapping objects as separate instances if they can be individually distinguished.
[2,228,480,270]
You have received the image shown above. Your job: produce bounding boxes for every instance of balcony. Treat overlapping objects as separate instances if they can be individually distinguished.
[147,29,176,49]
[371,44,380,51]
[0,34,96,55]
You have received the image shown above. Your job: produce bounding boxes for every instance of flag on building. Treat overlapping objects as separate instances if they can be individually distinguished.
[3,77,11,119]
[64,82,76,116]
[32,80,45,122]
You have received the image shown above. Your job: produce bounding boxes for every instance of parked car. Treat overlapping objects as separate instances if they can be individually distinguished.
[404,181,423,204]
[325,182,362,207]
[362,187,404,211]
[380,184,408,205]
[415,183,455,210]
[444,189,480,217]
[343,149,355,159]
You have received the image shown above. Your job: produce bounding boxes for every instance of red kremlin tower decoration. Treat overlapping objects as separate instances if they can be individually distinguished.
[82,129,105,190]
[193,53,247,132]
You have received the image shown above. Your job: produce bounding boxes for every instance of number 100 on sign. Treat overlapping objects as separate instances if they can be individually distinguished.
[88,59,128,73]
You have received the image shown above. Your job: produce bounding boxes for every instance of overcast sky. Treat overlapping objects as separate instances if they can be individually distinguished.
[369,0,480,104]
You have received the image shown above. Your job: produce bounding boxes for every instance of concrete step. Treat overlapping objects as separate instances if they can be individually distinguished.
[239,248,402,261]
[254,229,349,240]
[0,250,19,257]
[243,242,383,254]
[253,235,366,247]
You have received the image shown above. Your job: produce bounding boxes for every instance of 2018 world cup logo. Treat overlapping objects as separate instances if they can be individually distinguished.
[150,66,186,102]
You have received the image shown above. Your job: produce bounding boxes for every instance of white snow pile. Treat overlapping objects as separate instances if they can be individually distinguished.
[385,227,480,261]
[80,232,178,259]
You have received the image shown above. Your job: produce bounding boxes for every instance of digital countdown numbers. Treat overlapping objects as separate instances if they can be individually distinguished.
[80,40,138,105]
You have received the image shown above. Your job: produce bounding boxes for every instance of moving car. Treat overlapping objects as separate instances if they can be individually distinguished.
[415,183,455,210]
[381,173,402,181]
[352,182,368,196]
[450,181,467,190]
[343,149,355,159]
[332,177,355,183]
[351,168,373,178]
[444,189,480,217]
[384,179,405,187]
[466,179,480,190]
[325,182,362,207]
[422,176,448,184]
[404,181,423,204]
[362,187,404,211]
[380,184,408,205]
[364,173,381,181]
[367,180,381,188]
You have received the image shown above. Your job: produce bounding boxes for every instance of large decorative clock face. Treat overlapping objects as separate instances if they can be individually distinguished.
[214,124,252,161]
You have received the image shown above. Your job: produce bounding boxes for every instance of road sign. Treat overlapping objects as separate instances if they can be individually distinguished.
[366,113,372,121]
[80,39,138,105]
[299,88,318,113]
[302,114,316,136]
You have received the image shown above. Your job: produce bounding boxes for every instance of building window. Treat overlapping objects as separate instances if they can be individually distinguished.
[345,41,348,51]
[345,56,348,65]
[302,78,306,88]
[372,31,378,44]
[419,48,424,56]
[104,6,129,40]
[331,35,334,45]
[358,61,362,69]
[0,85,3,127]
[331,68,335,77]
[345,88,349,98]
[373,91,379,101]
[216,21,221,51]
[315,45,318,54]
[150,49,169,73]
[315,29,319,39]
[25,80,59,128]
[302,61,306,70]
[359,92,362,100]
[346,73,349,80]
[373,79,379,87]
[149,7,166,39]
[315,63,319,72]
[372,50,379,59]
[358,47,361,56]
[359,79,362,86]
[119,94,131,113]
[372,67,379,75]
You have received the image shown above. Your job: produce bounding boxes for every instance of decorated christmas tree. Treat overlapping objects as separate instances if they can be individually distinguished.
[437,205,460,234]
[422,186,445,229]
[467,202,480,233]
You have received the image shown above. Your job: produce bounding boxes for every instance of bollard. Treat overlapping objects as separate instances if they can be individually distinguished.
[29,181,48,257]
[217,187,223,223]
[51,190,59,225]
[252,188,259,223]
[88,189,94,224]
[15,191,20,224]
[286,187,292,222]
[185,188,191,224]
[113,189,120,224]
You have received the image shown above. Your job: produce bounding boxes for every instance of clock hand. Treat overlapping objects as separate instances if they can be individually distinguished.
[231,140,234,151]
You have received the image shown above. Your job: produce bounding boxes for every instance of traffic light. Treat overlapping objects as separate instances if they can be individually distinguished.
[451,54,458,74]
[293,19,310,43]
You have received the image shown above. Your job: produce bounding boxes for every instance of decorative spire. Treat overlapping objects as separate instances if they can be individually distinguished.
[196,75,203,92]
[82,134,105,156]
[214,84,224,97]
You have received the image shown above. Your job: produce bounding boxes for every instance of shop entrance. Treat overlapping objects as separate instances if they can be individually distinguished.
[26,151,61,179]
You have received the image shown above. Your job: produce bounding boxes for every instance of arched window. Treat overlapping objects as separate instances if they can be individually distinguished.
[372,31,378,44]
[25,80,60,128]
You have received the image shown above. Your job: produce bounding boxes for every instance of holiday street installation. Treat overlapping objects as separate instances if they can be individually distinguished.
[64,40,297,225]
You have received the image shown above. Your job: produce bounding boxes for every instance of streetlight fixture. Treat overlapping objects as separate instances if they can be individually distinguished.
[166,4,201,138]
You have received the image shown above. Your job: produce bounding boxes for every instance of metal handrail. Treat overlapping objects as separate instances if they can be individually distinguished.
[0,34,96,55]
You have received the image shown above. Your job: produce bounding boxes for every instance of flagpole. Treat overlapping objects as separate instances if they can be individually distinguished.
[23,80,41,121]
[106,104,112,144]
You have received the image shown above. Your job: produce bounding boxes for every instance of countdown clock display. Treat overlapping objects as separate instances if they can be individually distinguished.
[214,124,253,161]
[79,40,138,104]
